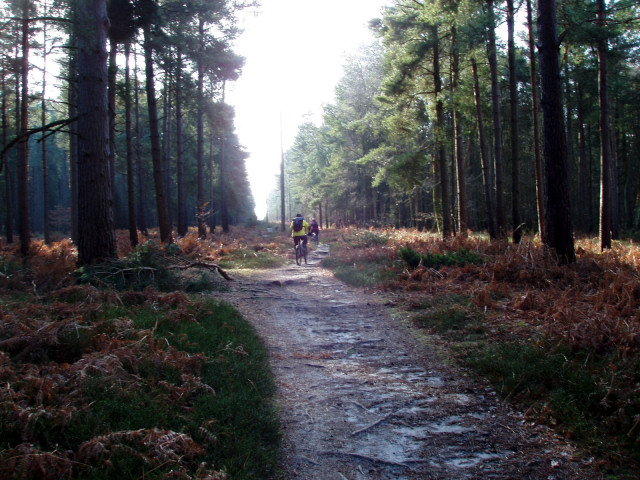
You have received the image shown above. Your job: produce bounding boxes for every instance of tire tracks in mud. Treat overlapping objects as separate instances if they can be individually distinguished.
[213,245,600,480]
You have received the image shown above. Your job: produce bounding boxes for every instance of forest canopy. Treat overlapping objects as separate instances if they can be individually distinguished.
[2,0,640,263]
[270,0,640,261]
[1,0,256,264]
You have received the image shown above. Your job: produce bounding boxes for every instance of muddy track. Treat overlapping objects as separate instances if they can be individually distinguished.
[214,245,600,480]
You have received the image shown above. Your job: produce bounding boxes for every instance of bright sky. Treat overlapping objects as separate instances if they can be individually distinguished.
[226,0,390,219]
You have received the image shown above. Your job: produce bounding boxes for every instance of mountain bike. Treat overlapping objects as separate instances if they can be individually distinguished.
[295,241,307,265]
[310,232,318,245]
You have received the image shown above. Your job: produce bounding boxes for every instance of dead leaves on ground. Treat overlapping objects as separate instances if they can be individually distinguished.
[0,284,224,479]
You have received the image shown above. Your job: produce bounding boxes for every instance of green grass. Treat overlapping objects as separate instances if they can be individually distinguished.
[217,248,288,269]
[322,256,398,287]
[0,297,280,480]
[414,299,640,478]
[414,305,485,340]
[131,299,280,479]
[464,341,608,445]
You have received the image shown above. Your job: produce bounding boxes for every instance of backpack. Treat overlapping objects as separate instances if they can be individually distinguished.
[292,217,303,232]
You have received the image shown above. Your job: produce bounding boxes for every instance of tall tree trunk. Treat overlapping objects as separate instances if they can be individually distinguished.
[208,132,216,233]
[507,0,522,243]
[527,0,545,241]
[471,57,497,239]
[76,0,117,265]
[487,0,506,237]
[280,116,286,232]
[577,82,589,232]
[108,37,117,194]
[41,4,50,244]
[597,0,611,250]
[68,27,79,243]
[325,199,329,228]
[176,50,187,237]
[451,26,467,233]
[537,0,575,263]
[433,25,452,239]
[124,42,137,247]
[143,24,172,243]
[18,0,31,257]
[1,68,13,243]
[133,45,147,235]
[220,132,229,233]
[610,104,620,238]
[564,62,574,173]
[162,70,173,228]
[197,18,207,237]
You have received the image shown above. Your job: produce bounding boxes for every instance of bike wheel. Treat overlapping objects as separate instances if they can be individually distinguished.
[303,245,307,264]
[295,245,302,265]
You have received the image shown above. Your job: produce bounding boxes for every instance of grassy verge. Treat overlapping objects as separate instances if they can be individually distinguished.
[0,289,279,480]
[320,228,400,287]
[319,227,640,478]
[417,301,639,479]
[0,228,292,479]
[216,247,288,269]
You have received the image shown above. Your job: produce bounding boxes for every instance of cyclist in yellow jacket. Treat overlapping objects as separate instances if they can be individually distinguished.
[290,213,309,252]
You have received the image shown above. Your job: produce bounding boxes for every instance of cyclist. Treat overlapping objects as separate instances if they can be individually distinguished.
[308,217,320,243]
[290,213,309,258]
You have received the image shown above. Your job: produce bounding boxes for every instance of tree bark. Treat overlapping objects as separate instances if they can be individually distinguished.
[124,42,137,247]
[433,25,452,239]
[577,82,589,233]
[18,0,31,257]
[68,28,79,244]
[162,70,173,228]
[507,0,522,243]
[527,0,545,241]
[487,0,506,237]
[197,18,207,237]
[471,57,497,239]
[133,44,147,235]
[143,23,172,243]
[176,49,187,237]
[537,0,575,263]
[280,116,286,232]
[597,0,612,250]
[451,26,467,233]
[41,5,50,244]
[208,132,216,234]
[108,37,117,194]
[76,0,117,265]
[1,68,13,243]
[220,131,229,233]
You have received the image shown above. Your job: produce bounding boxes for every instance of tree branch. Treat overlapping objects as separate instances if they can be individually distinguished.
[168,262,234,281]
[0,117,77,173]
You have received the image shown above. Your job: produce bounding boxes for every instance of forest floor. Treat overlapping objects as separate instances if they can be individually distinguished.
[213,243,602,480]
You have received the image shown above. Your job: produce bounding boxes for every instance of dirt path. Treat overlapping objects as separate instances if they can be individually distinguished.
[214,245,600,480]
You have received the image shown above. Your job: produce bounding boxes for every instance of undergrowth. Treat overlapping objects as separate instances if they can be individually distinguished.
[4,225,640,478]
[0,227,283,479]
[320,227,640,478]
[216,247,288,269]
[399,245,485,269]
[0,287,279,480]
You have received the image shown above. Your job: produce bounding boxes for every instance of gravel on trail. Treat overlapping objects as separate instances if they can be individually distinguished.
[213,244,601,480]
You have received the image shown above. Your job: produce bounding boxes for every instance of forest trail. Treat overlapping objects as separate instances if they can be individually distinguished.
[213,244,599,480]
